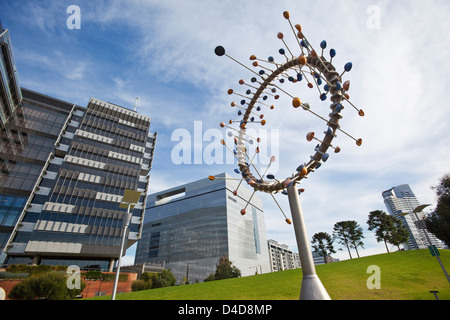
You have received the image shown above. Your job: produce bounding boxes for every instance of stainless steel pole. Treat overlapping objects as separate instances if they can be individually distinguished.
[287,183,331,300]
[111,206,132,300]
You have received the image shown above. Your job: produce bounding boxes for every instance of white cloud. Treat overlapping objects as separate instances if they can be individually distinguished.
[5,0,450,264]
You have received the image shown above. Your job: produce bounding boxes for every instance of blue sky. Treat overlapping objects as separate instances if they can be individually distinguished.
[1,0,450,264]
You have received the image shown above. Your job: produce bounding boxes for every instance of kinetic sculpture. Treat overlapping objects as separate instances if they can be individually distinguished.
[212,11,363,300]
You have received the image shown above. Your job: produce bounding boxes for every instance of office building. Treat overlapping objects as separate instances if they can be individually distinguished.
[382,184,445,250]
[135,173,271,283]
[4,98,157,270]
[267,239,301,272]
[0,89,77,264]
[1,21,158,269]
[1,23,78,264]
[312,251,337,265]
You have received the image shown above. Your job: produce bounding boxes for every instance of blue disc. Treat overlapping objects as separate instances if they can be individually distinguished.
[344,62,353,72]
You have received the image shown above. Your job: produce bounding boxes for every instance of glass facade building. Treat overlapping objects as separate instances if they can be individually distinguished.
[1,22,77,264]
[135,173,271,283]
[4,98,157,270]
[0,21,157,269]
[0,89,76,264]
[382,184,446,250]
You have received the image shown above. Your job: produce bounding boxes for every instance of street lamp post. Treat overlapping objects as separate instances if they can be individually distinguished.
[402,205,450,285]
[111,189,142,300]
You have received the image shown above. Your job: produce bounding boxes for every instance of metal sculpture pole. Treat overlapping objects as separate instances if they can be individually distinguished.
[287,183,330,300]
[212,11,364,300]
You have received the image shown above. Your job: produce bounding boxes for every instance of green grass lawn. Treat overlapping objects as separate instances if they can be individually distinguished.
[89,249,450,300]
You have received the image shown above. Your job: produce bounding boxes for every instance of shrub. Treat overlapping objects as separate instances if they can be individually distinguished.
[131,280,152,292]
[8,272,85,300]
[150,269,176,288]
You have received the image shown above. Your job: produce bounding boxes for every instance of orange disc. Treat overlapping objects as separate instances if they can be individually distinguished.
[343,80,350,91]
[306,131,315,141]
[292,97,302,108]
[283,11,290,19]
[299,166,308,176]
[298,56,307,65]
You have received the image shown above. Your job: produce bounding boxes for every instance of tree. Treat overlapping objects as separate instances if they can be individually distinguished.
[215,256,241,280]
[389,217,409,250]
[333,220,364,259]
[425,174,450,246]
[150,269,176,288]
[367,210,408,252]
[9,272,85,300]
[349,223,365,258]
[204,256,241,282]
[311,232,336,264]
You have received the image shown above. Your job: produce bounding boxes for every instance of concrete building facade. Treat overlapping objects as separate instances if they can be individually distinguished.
[135,173,271,283]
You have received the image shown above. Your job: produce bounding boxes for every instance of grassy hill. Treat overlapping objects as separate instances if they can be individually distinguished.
[90,249,450,300]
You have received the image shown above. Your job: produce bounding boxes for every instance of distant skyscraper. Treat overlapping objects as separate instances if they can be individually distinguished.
[4,98,157,270]
[135,173,271,283]
[382,184,445,250]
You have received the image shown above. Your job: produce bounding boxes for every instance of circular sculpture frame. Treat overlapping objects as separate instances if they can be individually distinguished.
[214,11,363,300]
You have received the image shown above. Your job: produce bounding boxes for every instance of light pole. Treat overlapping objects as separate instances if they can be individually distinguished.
[111,189,142,300]
[402,204,450,285]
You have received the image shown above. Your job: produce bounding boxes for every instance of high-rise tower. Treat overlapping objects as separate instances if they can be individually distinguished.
[382,184,445,250]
